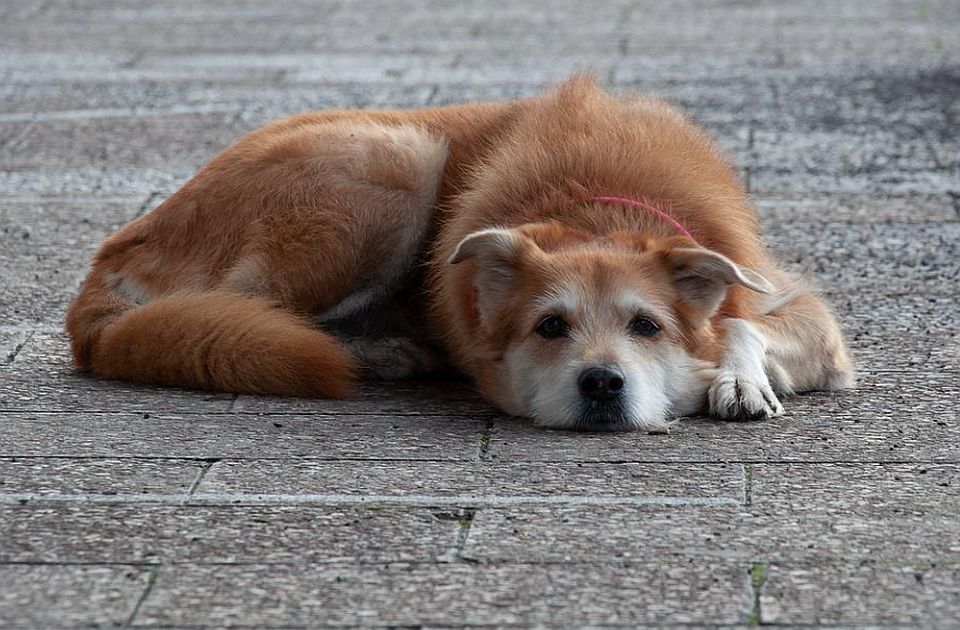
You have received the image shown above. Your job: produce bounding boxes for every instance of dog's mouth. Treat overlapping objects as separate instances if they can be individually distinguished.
[571,399,638,432]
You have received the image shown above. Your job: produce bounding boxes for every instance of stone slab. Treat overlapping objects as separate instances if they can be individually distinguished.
[769,68,960,134]
[0,565,150,628]
[751,463,960,514]
[3,332,955,446]
[462,464,960,563]
[761,563,960,625]
[198,460,742,502]
[486,371,960,463]
[0,166,191,195]
[0,504,460,565]
[464,507,960,568]
[0,457,203,496]
[0,243,91,326]
[0,198,141,248]
[0,411,487,460]
[0,82,435,119]
[751,169,958,197]
[0,112,247,170]
[834,292,960,373]
[749,128,943,175]
[765,222,960,293]
[233,379,493,416]
[0,0,628,56]
[0,50,617,87]
[0,199,139,322]
[464,505,745,564]
[754,193,956,223]
[0,332,234,413]
[133,561,752,626]
[744,463,960,564]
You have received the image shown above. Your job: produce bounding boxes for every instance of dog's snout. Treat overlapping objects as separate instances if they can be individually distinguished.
[578,366,625,402]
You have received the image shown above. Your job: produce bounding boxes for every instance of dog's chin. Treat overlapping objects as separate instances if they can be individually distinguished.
[530,399,670,433]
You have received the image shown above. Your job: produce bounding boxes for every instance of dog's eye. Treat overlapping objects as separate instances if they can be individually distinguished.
[629,316,661,337]
[536,315,568,339]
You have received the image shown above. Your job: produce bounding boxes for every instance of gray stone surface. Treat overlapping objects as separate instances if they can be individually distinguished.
[755,193,957,223]
[761,564,960,625]
[1,330,30,364]
[0,198,143,246]
[0,411,488,460]
[0,504,461,564]
[835,292,958,372]
[1,332,235,413]
[1,0,957,627]
[462,465,960,565]
[0,565,150,628]
[0,165,191,196]
[767,222,960,293]
[1,113,246,169]
[232,379,495,416]
[198,460,743,502]
[0,457,203,496]
[133,562,752,627]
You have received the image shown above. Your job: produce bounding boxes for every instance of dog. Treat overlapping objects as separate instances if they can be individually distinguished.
[66,77,854,431]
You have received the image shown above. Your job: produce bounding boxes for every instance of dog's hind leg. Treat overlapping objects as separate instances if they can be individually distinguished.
[69,119,449,396]
[220,121,449,318]
[215,120,451,380]
[708,278,855,420]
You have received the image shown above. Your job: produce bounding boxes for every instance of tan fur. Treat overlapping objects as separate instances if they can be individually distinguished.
[66,77,853,425]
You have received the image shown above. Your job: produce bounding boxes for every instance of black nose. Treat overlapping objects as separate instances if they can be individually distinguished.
[578,367,625,402]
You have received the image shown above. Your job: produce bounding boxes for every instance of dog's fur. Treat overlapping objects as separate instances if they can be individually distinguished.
[66,77,854,431]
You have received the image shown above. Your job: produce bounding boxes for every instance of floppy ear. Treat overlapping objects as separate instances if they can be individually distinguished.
[663,247,774,320]
[449,228,542,317]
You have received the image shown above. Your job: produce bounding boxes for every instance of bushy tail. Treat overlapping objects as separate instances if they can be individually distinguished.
[65,275,357,397]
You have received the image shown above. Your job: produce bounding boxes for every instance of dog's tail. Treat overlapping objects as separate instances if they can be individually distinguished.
[65,272,357,397]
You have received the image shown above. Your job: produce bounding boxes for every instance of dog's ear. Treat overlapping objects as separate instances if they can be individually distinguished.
[663,247,774,319]
[449,228,543,316]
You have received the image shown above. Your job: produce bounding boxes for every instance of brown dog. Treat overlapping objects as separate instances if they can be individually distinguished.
[66,77,854,431]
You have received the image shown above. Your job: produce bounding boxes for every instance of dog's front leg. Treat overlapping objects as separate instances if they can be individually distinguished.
[707,279,856,421]
[707,318,784,420]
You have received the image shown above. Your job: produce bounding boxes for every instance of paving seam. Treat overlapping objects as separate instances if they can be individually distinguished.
[0,492,741,508]
[0,103,242,123]
[2,456,958,464]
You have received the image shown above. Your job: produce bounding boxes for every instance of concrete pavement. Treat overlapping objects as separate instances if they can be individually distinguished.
[1,0,958,626]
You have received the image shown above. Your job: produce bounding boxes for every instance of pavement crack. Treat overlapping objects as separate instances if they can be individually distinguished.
[183,459,219,504]
[135,191,165,218]
[425,85,440,106]
[119,50,145,70]
[948,191,960,220]
[741,463,753,508]
[747,562,767,625]
[125,567,158,628]
[476,418,494,461]
[3,331,33,365]
[442,507,478,563]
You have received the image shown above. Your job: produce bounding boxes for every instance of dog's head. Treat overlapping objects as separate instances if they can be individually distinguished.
[449,222,773,431]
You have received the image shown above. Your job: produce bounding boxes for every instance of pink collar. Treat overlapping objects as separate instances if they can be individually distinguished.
[591,195,693,239]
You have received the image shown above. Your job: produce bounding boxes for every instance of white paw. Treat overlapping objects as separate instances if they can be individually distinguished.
[708,369,784,421]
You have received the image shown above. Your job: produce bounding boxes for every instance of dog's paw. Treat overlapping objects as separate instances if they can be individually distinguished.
[345,337,444,380]
[707,369,784,421]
